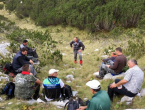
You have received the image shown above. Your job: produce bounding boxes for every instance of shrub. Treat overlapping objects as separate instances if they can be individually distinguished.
[5,0,145,32]
[0,4,4,9]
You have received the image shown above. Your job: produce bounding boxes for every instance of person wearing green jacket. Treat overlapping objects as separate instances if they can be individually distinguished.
[77,80,111,110]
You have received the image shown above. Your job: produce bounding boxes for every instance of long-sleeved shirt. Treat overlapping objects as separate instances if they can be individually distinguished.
[86,90,111,110]
[70,40,85,50]
[109,54,127,73]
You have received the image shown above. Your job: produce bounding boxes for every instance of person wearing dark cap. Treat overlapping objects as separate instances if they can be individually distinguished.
[77,80,111,110]
[20,39,38,58]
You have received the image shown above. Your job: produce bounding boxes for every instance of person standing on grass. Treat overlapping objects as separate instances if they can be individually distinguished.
[96,47,127,79]
[77,80,111,110]
[108,59,144,101]
[70,37,85,65]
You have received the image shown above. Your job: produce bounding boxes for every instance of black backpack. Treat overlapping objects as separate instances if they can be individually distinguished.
[61,85,73,100]
[1,82,15,99]
[64,97,84,110]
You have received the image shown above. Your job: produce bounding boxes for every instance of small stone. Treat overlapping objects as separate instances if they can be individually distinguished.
[95,49,99,51]
[8,102,13,105]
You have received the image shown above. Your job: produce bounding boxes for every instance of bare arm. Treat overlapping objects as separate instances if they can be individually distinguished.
[35,78,41,85]
[13,77,15,82]
[110,79,128,88]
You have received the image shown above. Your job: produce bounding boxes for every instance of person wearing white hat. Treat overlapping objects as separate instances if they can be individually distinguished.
[77,80,111,110]
[42,69,65,101]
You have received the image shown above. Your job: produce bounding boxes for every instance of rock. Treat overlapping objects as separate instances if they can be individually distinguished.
[62,53,66,56]
[0,76,9,81]
[66,81,71,83]
[8,102,13,105]
[0,97,3,101]
[93,72,99,76]
[103,73,125,80]
[76,86,81,88]
[84,98,88,100]
[101,55,108,58]
[108,50,112,52]
[66,75,74,81]
[95,49,99,51]
[72,91,78,97]
[0,42,10,56]
[50,100,69,107]
[140,89,145,97]
[37,98,45,103]
[120,96,133,103]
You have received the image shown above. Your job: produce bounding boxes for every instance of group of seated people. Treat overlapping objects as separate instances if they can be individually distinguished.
[11,43,144,110]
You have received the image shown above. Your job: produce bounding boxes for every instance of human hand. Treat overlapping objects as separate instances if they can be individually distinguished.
[29,60,33,65]
[30,73,33,76]
[106,65,110,68]
[110,83,117,88]
[77,106,87,110]
[78,49,82,52]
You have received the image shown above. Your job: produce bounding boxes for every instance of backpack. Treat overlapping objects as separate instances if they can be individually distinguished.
[61,85,73,100]
[64,97,84,110]
[2,82,15,99]
[4,63,18,77]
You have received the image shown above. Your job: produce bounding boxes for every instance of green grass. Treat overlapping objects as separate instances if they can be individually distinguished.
[0,4,145,110]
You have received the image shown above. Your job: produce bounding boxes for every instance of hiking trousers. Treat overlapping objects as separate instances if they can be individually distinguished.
[108,79,137,101]
[16,65,37,76]
[99,60,117,78]
[73,50,82,61]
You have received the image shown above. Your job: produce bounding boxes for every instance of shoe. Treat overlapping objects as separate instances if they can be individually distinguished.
[96,75,103,79]
[80,60,83,65]
[74,61,77,64]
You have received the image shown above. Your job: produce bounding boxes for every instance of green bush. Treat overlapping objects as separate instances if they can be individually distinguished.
[124,36,145,59]
[0,4,4,9]
[5,0,145,32]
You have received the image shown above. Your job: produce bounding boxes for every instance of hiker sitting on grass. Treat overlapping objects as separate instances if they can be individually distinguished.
[20,39,38,59]
[12,47,37,76]
[42,69,65,101]
[77,80,111,110]
[96,47,127,79]
[13,64,41,100]
[102,52,117,63]
[108,59,144,101]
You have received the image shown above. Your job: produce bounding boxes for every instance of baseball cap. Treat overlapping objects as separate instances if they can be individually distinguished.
[49,69,59,75]
[86,80,101,89]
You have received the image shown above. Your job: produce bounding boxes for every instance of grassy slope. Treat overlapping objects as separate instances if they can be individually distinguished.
[0,3,145,110]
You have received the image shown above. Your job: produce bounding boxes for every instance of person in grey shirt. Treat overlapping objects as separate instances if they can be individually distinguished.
[108,59,144,101]
[20,40,38,58]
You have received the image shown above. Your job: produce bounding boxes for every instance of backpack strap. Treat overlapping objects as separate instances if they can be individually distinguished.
[64,101,69,110]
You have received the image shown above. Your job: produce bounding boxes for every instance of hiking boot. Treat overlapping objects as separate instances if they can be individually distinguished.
[74,61,77,64]
[80,60,83,66]
[96,75,103,79]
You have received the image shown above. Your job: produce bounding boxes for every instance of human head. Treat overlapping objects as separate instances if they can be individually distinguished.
[74,37,78,42]
[128,59,137,68]
[111,52,117,56]
[21,47,28,55]
[22,64,30,72]
[115,47,122,55]
[23,40,28,46]
[86,80,101,94]
[48,69,59,77]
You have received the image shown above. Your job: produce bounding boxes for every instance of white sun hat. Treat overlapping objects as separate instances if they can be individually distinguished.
[49,69,59,75]
[86,80,101,89]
